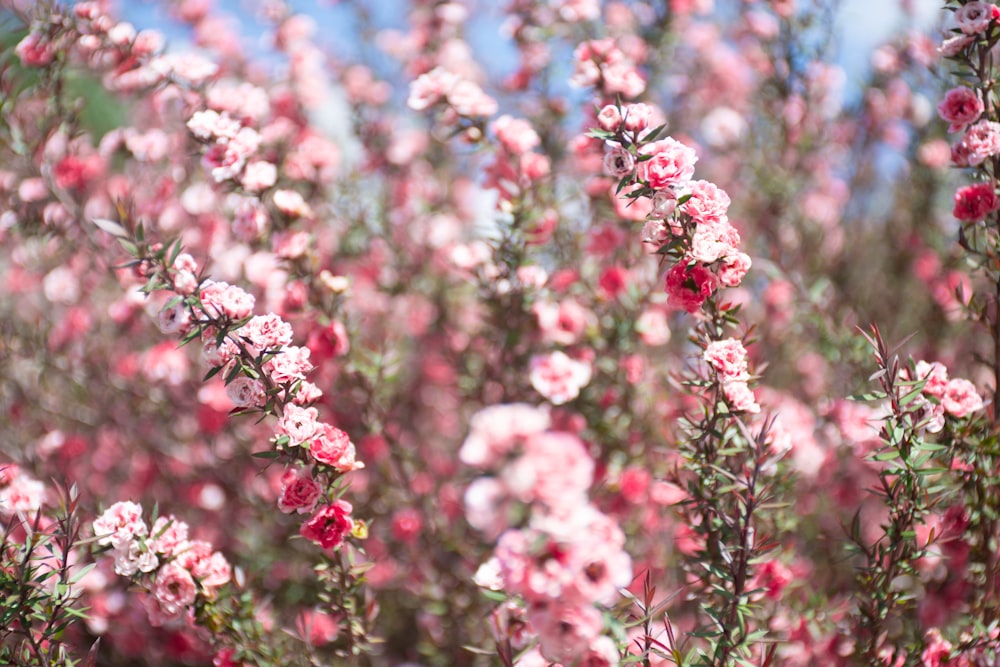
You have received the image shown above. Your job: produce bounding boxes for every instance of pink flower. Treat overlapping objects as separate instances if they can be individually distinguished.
[603,146,635,178]
[636,309,671,346]
[157,301,190,334]
[149,516,190,557]
[941,378,984,418]
[15,31,54,67]
[273,189,314,219]
[300,500,354,550]
[503,432,594,511]
[915,360,949,398]
[459,404,552,468]
[953,182,999,222]
[93,501,147,549]
[407,67,459,111]
[276,404,321,444]
[296,609,341,646]
[200,281,255,320]
[955,2,996,34]
[309,424,361,472]
[533,300,593,346]
[622,103,655,132]
[639,137,698,190]
[238,313,294,355]
[273,230,312,259]
[665,262,718,313]
[598,266,629,298]
[938,87,984,133]
[722,381,760,414]
[529,351,593,405]
[152,562,197,619]
[920,629,953,667]
[682,180,731,225]
[226,376,266,408]
[263,345,313,384]
[112,541,159,576]
[690,221,740,264]
[0,474,46,517]
[242,160,277,192]
[447,80,499,117]
[596,104,622,131]
[492,115,540,154]
[956,120,1000,165]
[529,601,603,665]
[718,252,752,287]
[704,338,750,380]
[939,34,976,57]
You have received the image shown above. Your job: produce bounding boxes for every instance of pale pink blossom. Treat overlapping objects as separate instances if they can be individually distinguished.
[447,80,499,117]
[682,180,731,225]
[0,475,46,517]
[939,34,976,57]
[493,115,540,154]
[263,345,313,384]
[241,160,277,192]
[503,432,594,511]
[941,378,984,418]
[273,189,314,218]
[529,351,592,405]
[187,109,241,141]
[690,221,740,264]
[407,67,459,111]
[459,403,552,467]
[955,2,996,34]
[938,87,984,133]
[238,313,294,355]
[273,230,312,259]
[93,501,147,548]
[603,146,635,178]
[276,404,321,444]
[704,338,750,380]
[957,120,1000,165]
[149,516,190,557]
[200,281,255,320]
[639,138,698,190]
[464,478,509,538]
[152,562,197,619]
[718,252,752,288]
[530,601,603,664]
[723,380,760,414]
[112,541,159,577]
[636,309,671,346]
[309,424,361,472]
[914,360,949,398]
[651,189,678,218]
[597,104,622,131]
[622,103,655,132]
[533,300,593,346]
[226,376,265,408]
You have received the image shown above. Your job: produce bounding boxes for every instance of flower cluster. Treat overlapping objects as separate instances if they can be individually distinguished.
[0,463,47,519]
[461,404,631,665]
[704,337,761,414]
[92,501,231,626]
[590,102,751,312]
[141,242,363,553]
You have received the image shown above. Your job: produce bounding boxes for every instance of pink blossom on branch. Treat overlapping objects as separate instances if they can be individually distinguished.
[529,351,593,405]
